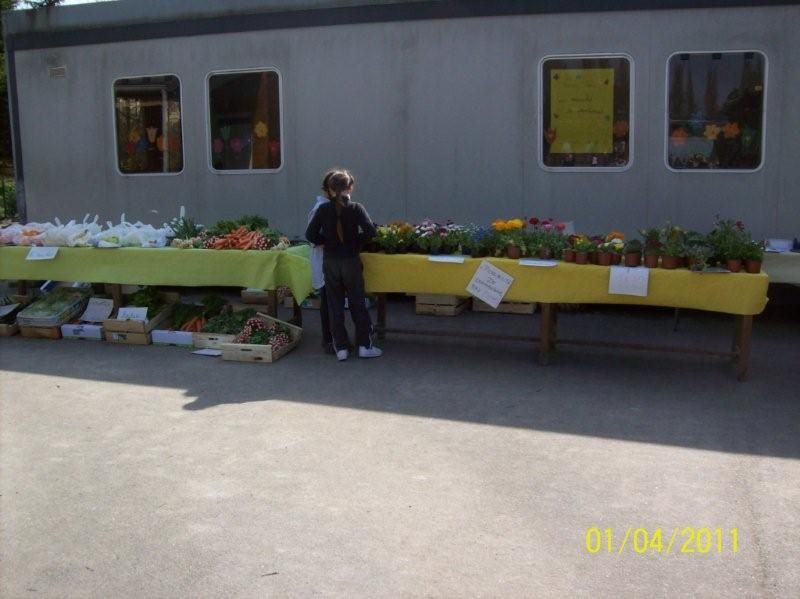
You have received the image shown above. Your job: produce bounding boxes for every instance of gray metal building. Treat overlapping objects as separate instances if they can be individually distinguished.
[3,0,799,238]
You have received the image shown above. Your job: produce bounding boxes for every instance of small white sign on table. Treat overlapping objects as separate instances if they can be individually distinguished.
[26,246,59,260]
[608,266,650,297]
[427,255,466,264]
[466,260,514,309]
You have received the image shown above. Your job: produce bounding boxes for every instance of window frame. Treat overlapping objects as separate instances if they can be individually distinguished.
[664,49,768,174]
[205,66,285,175]
[538,52,635,173]
[112,72,185,177]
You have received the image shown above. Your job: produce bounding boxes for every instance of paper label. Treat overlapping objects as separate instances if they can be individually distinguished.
[192,348,222,357]
[428,255,466,264]
[466,261,514,309]
[26,247,59,260]
[608,266,649,297]
[519,259,559,268]
[116,307,148,321]
[79,298,114,323]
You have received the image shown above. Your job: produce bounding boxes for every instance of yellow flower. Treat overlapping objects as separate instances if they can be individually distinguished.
[508,218,525,230]
[492,220,507,231]
[254,121,269,138]
[704,124,721,140]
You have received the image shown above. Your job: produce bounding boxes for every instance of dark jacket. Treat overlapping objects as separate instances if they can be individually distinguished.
[305,197,377,258]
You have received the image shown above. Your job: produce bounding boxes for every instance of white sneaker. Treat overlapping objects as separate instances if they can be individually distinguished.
[336,349,349,362]
[358,345,383,359]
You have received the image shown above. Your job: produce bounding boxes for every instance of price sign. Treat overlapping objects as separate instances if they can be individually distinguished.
[26,247,59,260]
[466,260,514,309]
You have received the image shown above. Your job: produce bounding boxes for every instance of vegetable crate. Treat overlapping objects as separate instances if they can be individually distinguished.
[193,332,236,350]
[220,313,302,364]
[20,326,62,340]
[0,322,19,336]
[472,298,536,315]
[414,294,471,316]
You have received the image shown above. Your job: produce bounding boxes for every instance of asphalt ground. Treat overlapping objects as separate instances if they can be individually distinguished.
[1,295,799,598]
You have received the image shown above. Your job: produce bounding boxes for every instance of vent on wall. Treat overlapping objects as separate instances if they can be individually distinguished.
[48,66,66,78]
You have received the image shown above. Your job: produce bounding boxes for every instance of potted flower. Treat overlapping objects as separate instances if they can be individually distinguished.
[686,244,711,271]
[375,225,401,254]
[640,227,662,268]
[563,235,577,262]
[572,236,596,264]
[742,240,764,273]
[623,239,642,267]
[492,218,527,259]
[707,218,748,272]
[660,223,686,269]
[598,231,625,266]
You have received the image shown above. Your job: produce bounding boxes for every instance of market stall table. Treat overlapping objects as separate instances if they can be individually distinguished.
[361,253,769,381]
[0,245,313,320]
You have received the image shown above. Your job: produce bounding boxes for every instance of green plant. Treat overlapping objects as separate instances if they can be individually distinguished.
[707,218,749,261]
[742,240,764,262]
[572,237,596,252]
[640,227,662,255]
[624,239,642,254]
[686,245,711,271]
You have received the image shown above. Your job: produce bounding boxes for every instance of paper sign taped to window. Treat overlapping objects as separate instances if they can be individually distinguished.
[608,266,649,297]
[466,261,514,309]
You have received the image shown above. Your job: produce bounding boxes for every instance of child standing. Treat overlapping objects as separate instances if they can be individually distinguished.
[305,168,381,361]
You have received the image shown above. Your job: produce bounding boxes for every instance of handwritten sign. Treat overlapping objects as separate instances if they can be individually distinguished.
[550,68,614,154]
[79,298,114,323]
[26,247,59,260]
[466,261,514,309]
[608,266,649,297]
[116,307,148,321]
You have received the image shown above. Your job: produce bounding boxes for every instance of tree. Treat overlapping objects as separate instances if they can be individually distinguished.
[22,1,63,7]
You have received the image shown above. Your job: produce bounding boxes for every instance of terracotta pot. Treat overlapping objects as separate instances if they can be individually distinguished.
[589,251,598,264]
[744,259,762,274]
[563,249,576,263]
[506,245,522,260]
[644,254,660,268]
[661,255,682,270]
[575,251,589,265]
[687,257,705,271]
[538,248,553,260]
[726,258,742,273]
[597,252,613,266]
[624,252,641,267]
[611,253,622,265]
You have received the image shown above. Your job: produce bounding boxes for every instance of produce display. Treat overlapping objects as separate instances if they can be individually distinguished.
[124,287,167,318]
[200,309,258,335]
[0,296,25,325]
[171,295,227,332]
[16,288,90,327]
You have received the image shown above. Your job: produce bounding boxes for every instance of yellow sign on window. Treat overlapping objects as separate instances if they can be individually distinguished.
[550,68,614,154]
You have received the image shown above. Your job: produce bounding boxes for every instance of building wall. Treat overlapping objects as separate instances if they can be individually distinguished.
[13,4,800,238]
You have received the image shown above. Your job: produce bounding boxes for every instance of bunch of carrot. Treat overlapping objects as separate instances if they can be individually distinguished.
[204,226,268,250]
[180,316,207,332]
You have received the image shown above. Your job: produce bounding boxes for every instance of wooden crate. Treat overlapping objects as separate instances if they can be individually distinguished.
[104,331,151,345]
[193,332,237,350]
[220,313,302,364]
[103,303,173,334]
[472,298,536,315]
[0,322,19,336]
[415,294,471,316]
[20,326,62,340]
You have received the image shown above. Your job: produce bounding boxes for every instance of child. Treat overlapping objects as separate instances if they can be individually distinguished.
[308,174,335,354]
[305,168,381,361]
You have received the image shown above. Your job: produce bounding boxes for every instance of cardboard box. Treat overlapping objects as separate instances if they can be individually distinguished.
[103,303,173,335]
[0,322,19,336]
[20,326,62,340]
[61,323,104,340]
[104,331,151,345]
[220,313,302,363]
[152,329,194,347]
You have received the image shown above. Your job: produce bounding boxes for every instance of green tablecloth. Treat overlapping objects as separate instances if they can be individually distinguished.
[0,245,313,303]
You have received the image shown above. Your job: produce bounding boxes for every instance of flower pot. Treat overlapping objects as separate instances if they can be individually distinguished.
[597,252,613,266]
[575,251,589,265]
[661,255,682,270]
[506,245,522,260]
[726,258,742,273]
[589,251,598,265]
[687,257,705,271]
[644,254,659,268]
[744,259,762,274]
[624,252,641,267]
[563,249,576,263]
[538,248,553,260]
[611,253,622,265]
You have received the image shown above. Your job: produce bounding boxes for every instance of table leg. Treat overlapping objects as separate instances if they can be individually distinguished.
[266,290,278,317]
[376,293,386,340]
[736,315,752,382]
[16,280,28,297]
[292,297,303,327]
[107,284,123,311]
[539,302,555,365]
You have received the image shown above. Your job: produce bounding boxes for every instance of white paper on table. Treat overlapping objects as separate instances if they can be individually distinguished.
[26,247,59,260]
[79,298,114,323]
[116,307,148,321]
[608,266,649,297]
[427,255,466,264]
[192,348,222,357]
[0,303,19,318]
[466,260,514,309]
[518,259,559,268]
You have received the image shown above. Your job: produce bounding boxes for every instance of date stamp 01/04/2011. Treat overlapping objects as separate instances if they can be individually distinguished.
[585,527,740,555]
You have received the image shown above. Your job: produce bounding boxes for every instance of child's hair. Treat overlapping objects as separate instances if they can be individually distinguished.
[322,168,355,199]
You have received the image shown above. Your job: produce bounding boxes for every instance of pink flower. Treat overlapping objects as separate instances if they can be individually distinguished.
[556,223,566,232]
[542,222,553,231]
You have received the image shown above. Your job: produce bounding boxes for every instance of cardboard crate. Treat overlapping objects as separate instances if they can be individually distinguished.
[472,298,536,315]
[103,300,175,335]
[61,323,104,340]
[104,331,151,345]
[221,313,302,363]
[193,332,237,350]
[20,326,62,340]
[0,322,19,336]
[152,329,194,347]
[415,294,471,316]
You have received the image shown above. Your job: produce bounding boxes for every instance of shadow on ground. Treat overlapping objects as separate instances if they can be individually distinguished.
[2,296,799,459]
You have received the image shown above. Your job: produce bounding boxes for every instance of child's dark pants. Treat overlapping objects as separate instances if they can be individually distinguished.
[323,255,372,350]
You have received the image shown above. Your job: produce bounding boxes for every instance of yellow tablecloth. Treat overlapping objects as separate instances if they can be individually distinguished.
[361,253,769,316]
[762,252,800,285]
[0,245,314,302]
